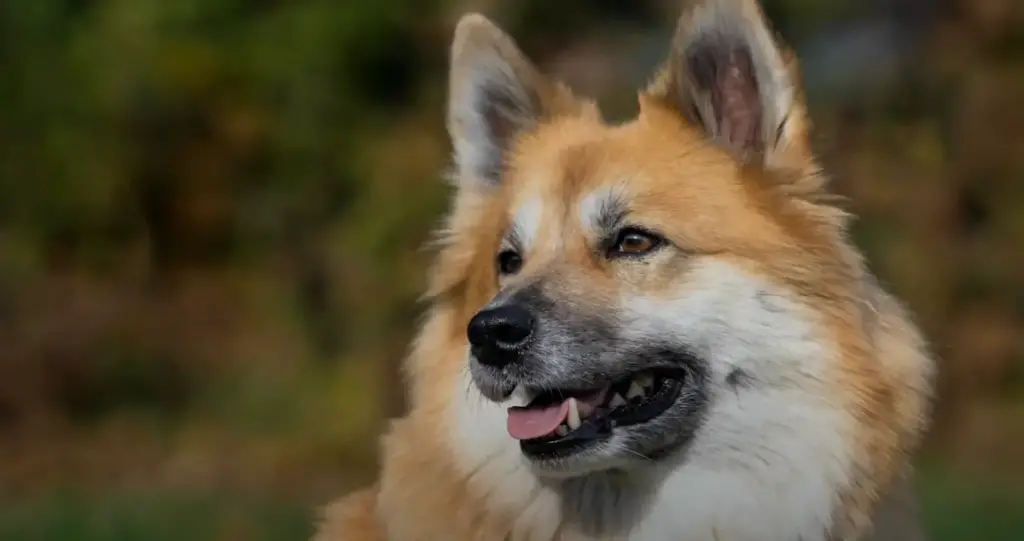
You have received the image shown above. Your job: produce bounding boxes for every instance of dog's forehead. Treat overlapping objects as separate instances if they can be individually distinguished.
[505,121,630,223]
[503,113,733,244]
[504,155,616,251]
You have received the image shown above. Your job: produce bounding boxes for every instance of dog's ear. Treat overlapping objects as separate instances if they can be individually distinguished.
[447,14,580,188]
[645,0,811,170]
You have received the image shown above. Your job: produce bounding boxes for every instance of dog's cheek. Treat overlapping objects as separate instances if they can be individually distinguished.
[616,258,818,383]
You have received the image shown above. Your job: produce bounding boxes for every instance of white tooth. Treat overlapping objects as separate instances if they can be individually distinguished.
[555,425,569,436]
[635,373,654,390]
[627,381,645,400]
[609,393,627,408]
[567,398,581,430]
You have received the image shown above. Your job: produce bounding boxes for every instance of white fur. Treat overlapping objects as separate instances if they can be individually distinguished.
[447,368,566,540]
[578,185,625,234]
[622,260,855,541]
[447,258,856,541]
[512,197,546,252]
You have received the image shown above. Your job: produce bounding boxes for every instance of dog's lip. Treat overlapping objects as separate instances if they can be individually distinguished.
[518,374,687,461]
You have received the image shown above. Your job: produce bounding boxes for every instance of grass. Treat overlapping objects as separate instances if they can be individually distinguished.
[0,466,1021,541]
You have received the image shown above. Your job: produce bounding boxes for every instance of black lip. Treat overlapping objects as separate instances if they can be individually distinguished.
[519,368,687,459]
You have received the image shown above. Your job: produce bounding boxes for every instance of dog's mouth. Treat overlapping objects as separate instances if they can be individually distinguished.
[508,368,686,458]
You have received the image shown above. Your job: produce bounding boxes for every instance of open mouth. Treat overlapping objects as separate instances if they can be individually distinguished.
[507,368,686,458]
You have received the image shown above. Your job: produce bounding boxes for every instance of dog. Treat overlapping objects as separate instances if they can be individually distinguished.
[314,0,935,539]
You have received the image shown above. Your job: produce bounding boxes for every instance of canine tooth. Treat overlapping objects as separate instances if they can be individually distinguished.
[635,373,654,390]
[555,425,568,436]
[567,398,581,430]
[609,393,627,408]
[626,381,645,400]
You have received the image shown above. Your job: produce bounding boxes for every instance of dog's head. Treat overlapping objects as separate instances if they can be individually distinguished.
[413,3,931,534]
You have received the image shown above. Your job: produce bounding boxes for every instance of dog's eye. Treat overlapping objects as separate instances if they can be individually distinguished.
[609,228,662,257]
[497,250,523,275]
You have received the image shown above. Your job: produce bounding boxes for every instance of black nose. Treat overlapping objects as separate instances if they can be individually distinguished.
[467,304,535,367]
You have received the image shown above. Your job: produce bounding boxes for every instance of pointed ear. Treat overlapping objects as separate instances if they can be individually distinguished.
[447,14,581,187]
[646,0,811,169]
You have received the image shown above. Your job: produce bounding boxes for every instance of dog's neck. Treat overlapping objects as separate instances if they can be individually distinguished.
[550,468,666,539]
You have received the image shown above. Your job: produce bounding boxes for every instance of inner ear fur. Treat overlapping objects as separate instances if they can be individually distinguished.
[645,0,812,170]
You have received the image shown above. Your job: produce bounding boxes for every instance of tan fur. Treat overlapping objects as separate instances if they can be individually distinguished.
[315,1,934,540]
[314,488,384,541]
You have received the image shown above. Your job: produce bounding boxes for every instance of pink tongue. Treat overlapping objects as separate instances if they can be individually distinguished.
[507,401,570,440]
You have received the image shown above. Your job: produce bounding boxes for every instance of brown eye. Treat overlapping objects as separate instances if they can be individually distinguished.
[497,250,523,275]
[609,228,662,257]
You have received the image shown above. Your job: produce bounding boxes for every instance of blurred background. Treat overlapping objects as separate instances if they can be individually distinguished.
[0,0,1022,540]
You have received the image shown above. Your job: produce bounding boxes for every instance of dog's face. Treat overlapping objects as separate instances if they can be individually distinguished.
[439,0,860,482]
[462,104,844,478]
[467,116,722,473]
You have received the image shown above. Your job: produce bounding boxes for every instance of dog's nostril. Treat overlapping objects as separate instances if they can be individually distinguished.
[468,304,535,359]
[492,318,531,345]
